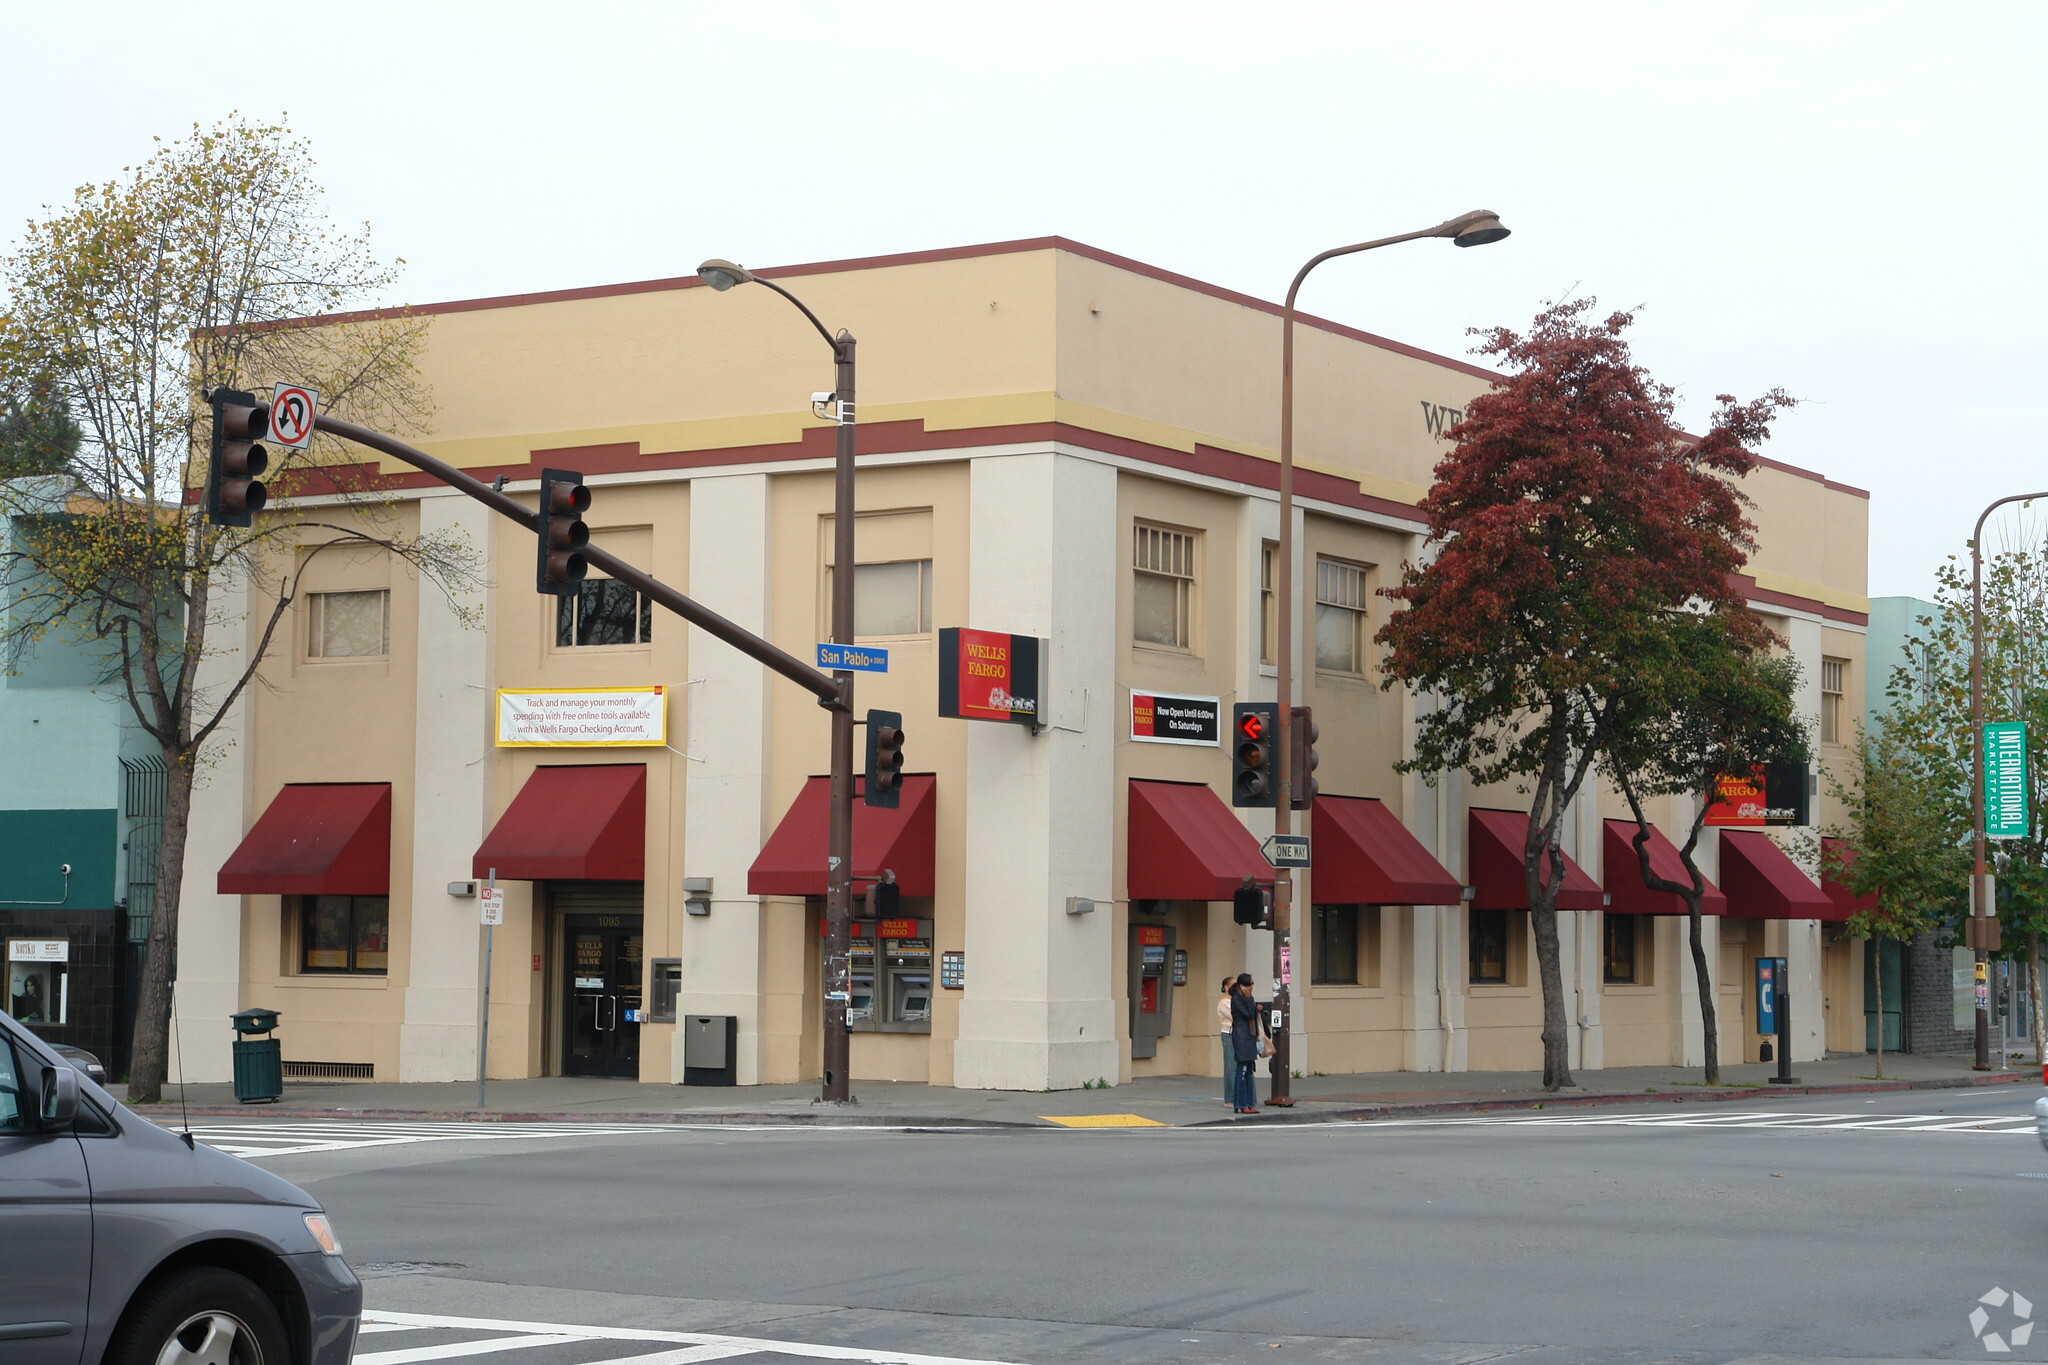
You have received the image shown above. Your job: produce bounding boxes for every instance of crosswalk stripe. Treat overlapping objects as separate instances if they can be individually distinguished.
[360,1310,1032,1365]
[355,1334,592,1364]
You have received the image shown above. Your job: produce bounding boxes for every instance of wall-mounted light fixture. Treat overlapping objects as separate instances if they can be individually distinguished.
[447,880,478,898]
[684,877,714,916]
[1066,896,1096,916]
[1459,885,1477,903]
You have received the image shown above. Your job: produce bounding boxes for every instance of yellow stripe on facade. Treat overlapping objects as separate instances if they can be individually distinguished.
[1748,569,1871,618]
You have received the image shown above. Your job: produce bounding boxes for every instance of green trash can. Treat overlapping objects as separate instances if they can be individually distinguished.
[230,1009,282,1104]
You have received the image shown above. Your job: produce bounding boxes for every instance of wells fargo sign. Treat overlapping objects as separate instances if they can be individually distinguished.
[938,627,1043,726]
[1704,762,1810,827]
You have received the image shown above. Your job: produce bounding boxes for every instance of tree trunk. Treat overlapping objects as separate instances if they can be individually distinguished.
[1531,903,1572,1090]
[1687,902,1720,1086]
[1872,939,1884,1080]
[126,751,195,1105]
[2030,934,2043,1067]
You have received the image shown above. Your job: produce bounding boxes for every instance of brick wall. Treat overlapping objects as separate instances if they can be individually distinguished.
[1905,931,1972,1054]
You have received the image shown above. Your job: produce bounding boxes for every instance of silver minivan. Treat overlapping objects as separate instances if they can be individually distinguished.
[0,1011,361,1365]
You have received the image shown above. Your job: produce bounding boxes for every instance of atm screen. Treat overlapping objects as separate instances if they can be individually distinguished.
[894,973,932,1021]
[850,973,875,1021]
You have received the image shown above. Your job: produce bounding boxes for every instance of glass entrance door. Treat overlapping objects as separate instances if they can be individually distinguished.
[563,914,643,1078]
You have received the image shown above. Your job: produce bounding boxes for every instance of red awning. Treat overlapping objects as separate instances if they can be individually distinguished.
[1468,808,1604,911]
[219,783,392,896]
[1820,835,1877,916]
[1717,830,1844,921]
[1310,796,1462,905]
[1128,780,1269,901]
[748,775,936,896]
[474,765,646,881]
[1602,819,1726,916]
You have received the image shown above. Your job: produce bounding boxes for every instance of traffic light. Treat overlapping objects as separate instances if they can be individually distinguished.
[1231,702,1277,808]
[865,709,905,809]
[536,468,590,595]
[1289,705,1320,811]
[205,389,269,527]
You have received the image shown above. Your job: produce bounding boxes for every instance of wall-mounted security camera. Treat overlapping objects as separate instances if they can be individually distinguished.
[59,864,72,876]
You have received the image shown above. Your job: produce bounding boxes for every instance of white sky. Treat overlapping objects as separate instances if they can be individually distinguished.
[5,0,2041,602]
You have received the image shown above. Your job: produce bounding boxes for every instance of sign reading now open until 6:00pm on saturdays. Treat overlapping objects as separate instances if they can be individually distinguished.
[496,686,667,747]
[1129,691,1220,746]
[1983,720,2029,839]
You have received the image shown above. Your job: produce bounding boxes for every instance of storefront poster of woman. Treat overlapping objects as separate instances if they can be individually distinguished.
[9,965,62,1024]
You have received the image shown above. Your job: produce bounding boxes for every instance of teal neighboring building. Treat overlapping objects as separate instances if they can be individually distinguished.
[2,476,167,1075]
[1861,594,1982,1054]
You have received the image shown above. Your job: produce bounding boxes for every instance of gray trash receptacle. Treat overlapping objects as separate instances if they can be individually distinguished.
[682,1014,736,1086]
[229,1009,283,1103]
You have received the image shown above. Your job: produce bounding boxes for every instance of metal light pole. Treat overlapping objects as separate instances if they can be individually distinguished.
[700,259,859,1104]
[1967,492,2047,1070]
[1267,211,1509,1106]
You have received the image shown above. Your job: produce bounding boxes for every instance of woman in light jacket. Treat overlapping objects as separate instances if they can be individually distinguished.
[1217,977,1236,1105]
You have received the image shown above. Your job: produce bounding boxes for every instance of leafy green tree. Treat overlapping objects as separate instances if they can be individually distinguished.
[1379,298,1792,1090]
[1606,620,1807,1084]
[1864,549,2048,1062]
[0,375,81,478]
[1817,726,1963,1075]
[0,117,474,1102]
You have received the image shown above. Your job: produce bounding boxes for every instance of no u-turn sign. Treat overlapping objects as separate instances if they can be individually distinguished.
[269,383,320,450]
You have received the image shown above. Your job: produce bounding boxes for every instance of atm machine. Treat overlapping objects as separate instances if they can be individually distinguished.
[1129,923,1177,1059]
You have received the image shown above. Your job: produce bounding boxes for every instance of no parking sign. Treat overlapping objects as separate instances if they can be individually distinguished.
[269,383,320,450]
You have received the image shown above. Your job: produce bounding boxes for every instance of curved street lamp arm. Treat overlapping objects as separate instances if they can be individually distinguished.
[751,275,843,353]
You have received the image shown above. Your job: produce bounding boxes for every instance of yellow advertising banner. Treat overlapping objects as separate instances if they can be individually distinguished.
[495,686,667,747]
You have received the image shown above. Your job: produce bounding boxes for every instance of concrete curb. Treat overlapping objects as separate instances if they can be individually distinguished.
[130,1070,2030,1131]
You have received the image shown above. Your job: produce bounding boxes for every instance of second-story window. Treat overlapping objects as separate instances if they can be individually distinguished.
[557,578,652,647]
[1259,541,1277,665]
[1821,656,1847,744]
[1133,523,1196,650]
[825,559,934,638]
[307,589,390,659]
[1314,558,1370,674]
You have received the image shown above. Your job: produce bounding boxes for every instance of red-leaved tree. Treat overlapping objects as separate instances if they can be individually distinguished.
[1378,298,1792,1090]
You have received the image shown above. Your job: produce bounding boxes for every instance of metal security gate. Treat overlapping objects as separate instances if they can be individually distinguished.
[550,883,644,1078]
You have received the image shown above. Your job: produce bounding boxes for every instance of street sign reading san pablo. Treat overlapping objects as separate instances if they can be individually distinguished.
[816,642,890,673]
[268,383,320,451]
[1982,720,2029,839]
[496,686,667,747]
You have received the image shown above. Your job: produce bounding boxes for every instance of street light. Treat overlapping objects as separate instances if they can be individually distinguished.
[1266,211,1510,1106]
[1967,492,2048,1070]
[699,256,861,1104]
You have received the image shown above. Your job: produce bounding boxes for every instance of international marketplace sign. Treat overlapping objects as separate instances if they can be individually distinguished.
[1983,720,2029,840]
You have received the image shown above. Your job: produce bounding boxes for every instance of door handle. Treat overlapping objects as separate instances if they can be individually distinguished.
[606,995,618,1032]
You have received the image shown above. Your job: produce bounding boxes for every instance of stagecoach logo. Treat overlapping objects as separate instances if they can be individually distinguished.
[1969,1286,2034,1353]
[984,686,1038,714]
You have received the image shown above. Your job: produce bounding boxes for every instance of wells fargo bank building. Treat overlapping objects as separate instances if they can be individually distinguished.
[173,239,1874,1090]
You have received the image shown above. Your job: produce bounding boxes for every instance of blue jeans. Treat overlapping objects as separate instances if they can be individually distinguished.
[1232,1057,1258,1109]
[1221,1034,1233,1102]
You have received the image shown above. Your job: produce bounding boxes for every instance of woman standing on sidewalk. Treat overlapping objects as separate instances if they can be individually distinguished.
[1217,977,1236,1105]
[1229,974,1265,1114]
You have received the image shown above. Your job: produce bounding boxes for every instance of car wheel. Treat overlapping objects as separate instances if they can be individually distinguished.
[105,1266,289,1365]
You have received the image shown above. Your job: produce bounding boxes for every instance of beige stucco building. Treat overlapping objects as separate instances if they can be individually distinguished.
[173,238,1873,1090]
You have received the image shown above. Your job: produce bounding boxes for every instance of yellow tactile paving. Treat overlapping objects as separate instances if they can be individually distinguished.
[1038,1113,1166,1127]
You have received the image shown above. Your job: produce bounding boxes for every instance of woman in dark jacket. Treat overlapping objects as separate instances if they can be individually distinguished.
[1229,973,1264,1114]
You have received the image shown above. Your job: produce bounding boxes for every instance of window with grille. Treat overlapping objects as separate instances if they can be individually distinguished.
[557,579,652,647]
[1133,523,1196,649]
[307,590,390,659]
[1821,656,1847,745]
[1314,558,1370,674]
[1259,542,1277,665]
[1469,908,1509,984]
[1603,914,1648,984]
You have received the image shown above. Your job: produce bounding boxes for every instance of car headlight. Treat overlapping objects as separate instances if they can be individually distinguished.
[303,1212,345,1257]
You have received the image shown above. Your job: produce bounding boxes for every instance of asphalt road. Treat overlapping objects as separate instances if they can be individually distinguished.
[220,1085,2048,1364]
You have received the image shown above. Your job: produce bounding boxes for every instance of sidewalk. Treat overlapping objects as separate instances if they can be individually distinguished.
[114,1051,2037,1129]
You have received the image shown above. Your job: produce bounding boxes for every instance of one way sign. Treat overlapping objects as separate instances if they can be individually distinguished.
[1261,835,1310,868]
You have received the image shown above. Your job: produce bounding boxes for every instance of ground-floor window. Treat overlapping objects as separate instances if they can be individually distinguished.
[1469,908,1510,984]
[296,895,390,975]
[1312,904,1381,986]
[1603,914,1650,984]
[6,942,69,1024]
